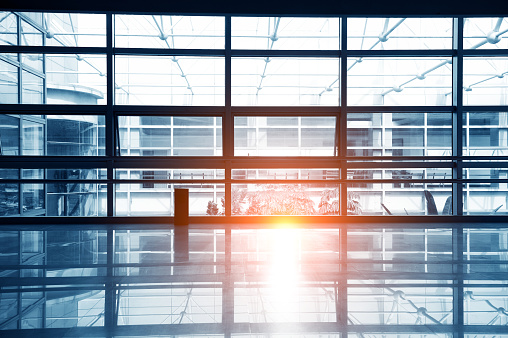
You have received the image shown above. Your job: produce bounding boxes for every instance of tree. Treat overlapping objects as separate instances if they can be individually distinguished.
[206,200,219,215]
[207,185,362,215]
[318,188,362,215]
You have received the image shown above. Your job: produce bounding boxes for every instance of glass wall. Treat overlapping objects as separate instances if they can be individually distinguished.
[2,13,508,217]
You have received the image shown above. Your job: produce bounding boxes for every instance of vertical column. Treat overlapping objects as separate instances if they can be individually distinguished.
[452,17,464,338]
[222,227,233,338]
[338,16,349,336]
[106,13,115,218]
[339,17,348,216]
[104,13,116,338]
[222,17,233,337]
[224,16,232,217]
[452,17,464,216]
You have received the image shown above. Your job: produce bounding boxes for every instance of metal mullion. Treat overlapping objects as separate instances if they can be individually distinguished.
[338,15,348,336]
[231,49,340,57]
[106,13,114,218]
[17,64,45,79]
[463,48,508,56]
[224,15,232,217]
[112,47,225,56]
[3,215,508,227]
[105,14,115,336]
[0,104,107,114]
[460,105,508,111]
[462,161,508,168]
[18,116,23,216]
[223,19,233,335]
[347,162,454,169]
[0,45,108,54]
[453,17,464,216]
[347,106,452,113]
[230,179,341,184]
[347,49,454,57]
[452,16,465,338]
[114,106,225,115]
[0,179,109,184]
[0,54,21,67]
[114,179,227,184]
[16,227,21,329]
[232,106,339,115]
[16,12,45,32]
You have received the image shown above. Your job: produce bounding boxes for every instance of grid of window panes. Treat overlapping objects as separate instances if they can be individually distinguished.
[1,13,507,217]
[1,11,508,338]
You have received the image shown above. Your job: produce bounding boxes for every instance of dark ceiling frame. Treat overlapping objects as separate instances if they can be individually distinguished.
[2,0,508,16]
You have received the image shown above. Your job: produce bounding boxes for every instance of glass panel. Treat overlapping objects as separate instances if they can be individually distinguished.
[348,287,453,325]
[347,113,452,156]
[0,58,18,103]
[234,116,336,156]
[2,180,108,216]
[464,58,508,105]
[117,287,221,325]
[46,230,106,277]
[348,229,453,273]
[464,17,508,49]
[348,17,452,50]
[230,184,341,215]
[46,54,106,104]
[232,17,340,50]
[232,58,339,106]
[115,169,225,180]
[464,287,508,325]
[46,115,105,156]
[21,303,44,329]
[21,53,43,72]
[0,169,19,216]
[464,229,508,273]
[348,168,452,181]
[22,169,44,213]
[348,183,452,215]
[22,120,44,155]
[115,184,225,216]
[463,169,508,215]
[0,115,20,155]
[22,71,43,104]
[2,115,104,157]
[348,57,452,106]
[118,116,222,156]
[21,13,43,26]
[115,56,224,105]
[232,169,340,180]
[46,183,107,216]
[0,12,18,46]
[235,285,336,323]
[0,290,18,324]
[45,290,105,327]
[115,229,225,276]
[115,15,224,49]
[46,169,106,180]
[43,13,106,47]
[463,112,508,156]
[20,20,42,46]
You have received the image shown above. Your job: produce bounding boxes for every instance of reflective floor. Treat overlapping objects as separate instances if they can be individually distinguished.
[0,224,507,337]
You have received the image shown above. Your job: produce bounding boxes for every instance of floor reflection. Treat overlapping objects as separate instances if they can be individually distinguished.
[0,225,507,337]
